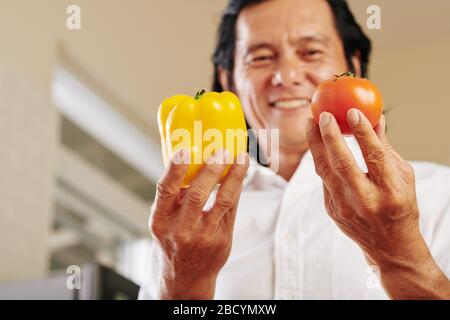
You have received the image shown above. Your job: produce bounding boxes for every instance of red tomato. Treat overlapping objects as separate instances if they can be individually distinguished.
[311,72,384,135]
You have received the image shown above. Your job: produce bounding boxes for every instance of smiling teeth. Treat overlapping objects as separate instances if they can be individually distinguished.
[272,99,310,109]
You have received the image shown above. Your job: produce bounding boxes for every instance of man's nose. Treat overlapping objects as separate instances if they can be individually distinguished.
[271,57,305,87]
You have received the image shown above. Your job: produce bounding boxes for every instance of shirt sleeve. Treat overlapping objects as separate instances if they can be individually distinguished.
[412,161,450,277]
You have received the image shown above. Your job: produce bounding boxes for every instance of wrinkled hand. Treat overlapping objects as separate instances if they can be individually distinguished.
[150,149,249,299]
[306,109,450,299]
[306,109,425,269]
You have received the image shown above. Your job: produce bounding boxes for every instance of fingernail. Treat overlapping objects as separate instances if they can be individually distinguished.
[207,149,228,165]
[174,148,190,164]
[347,108,360,126]
[182,149,191,164]
[221,149,230,164]
[319,112,331,128]
[173,148,183,164]
[206,150,220,164]
[236,152,248,165]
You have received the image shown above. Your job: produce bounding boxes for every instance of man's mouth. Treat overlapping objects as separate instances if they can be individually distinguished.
[269,98,311,110]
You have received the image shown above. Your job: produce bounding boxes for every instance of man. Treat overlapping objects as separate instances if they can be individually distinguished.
[140,0,450,299]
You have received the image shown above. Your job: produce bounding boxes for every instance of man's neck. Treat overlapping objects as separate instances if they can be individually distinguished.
[270,147,307,182]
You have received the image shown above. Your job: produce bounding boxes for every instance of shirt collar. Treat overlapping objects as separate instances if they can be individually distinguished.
[243,136,365,189]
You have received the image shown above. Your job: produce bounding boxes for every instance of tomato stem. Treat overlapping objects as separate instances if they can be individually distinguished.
[333,72,356,81]
[195,89,206,100]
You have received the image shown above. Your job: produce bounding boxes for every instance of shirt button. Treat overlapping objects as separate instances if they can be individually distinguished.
[283,233,293,241]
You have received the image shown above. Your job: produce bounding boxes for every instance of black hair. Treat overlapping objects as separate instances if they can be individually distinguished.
[212,0,372,91]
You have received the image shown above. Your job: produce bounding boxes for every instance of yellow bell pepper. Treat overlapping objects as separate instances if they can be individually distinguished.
[158,89,247,188]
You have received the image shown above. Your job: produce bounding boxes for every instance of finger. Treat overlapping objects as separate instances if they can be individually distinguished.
[177,188,188,206]
[374,114,387,143]
[220,189,241,235]
[307,118,331,180]
[318,112,366,187]
[322,184,337,218]
[154,148,190,214]
[374,114,406,165]
[210,152,249,227]
[307,118,349,193]
[182,149,230,218]
[347,109,394,179]
[322,184,354,233]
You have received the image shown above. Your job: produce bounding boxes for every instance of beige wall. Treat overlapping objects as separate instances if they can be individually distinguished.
[55,0,228,137]
[0,0,228,283]
[371,40,450,166]
[0,0,449,283]
[0,0,58,282]
[349,0,450,166]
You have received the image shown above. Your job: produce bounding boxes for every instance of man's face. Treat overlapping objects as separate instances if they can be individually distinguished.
[231,0,352,152]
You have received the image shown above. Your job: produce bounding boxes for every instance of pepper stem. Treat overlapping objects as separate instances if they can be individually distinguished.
[195,89,206,100]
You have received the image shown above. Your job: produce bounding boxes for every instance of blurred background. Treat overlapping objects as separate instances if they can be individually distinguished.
[0,0,449,298]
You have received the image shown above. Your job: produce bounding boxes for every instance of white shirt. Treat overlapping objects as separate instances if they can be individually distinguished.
[139,137,450,299]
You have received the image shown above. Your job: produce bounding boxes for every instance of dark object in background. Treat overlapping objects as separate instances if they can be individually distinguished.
[0,263,139,300]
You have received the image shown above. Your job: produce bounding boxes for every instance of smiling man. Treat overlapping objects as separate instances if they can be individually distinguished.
[140,0,450,299]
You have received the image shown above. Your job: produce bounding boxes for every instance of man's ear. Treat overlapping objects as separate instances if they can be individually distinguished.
[351,51,362,77]
[218,66,231,91]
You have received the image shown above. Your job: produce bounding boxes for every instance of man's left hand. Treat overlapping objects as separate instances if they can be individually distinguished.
[306,108,450,299]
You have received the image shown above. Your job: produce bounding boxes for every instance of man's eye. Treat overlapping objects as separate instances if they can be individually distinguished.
[254,56,272,61]
[247,56,274,65]
[302,50,324,60]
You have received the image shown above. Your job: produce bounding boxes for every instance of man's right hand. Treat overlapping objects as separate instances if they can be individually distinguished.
[149,148,249,300]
